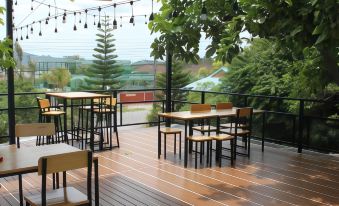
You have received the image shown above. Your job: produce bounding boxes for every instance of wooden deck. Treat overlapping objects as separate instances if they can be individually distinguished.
[1,125,339,206]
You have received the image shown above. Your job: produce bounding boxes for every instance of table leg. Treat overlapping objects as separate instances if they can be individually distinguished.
[188,121,193,154]
[216,116,220,161]
[63,98,68,144]
[90,100,95,151]
[18,174,23,206]
[70,100,74,146]
[158,115,161,159]
[184,121,188,168]
[94,158,99,206]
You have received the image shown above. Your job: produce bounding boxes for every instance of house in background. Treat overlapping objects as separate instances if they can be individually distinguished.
[183,66,228,91]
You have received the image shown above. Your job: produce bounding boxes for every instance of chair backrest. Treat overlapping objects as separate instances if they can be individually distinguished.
[216,102,233,110]
[38,150,91,175]
[235,107,253,131]
[37,98,51,110]
[15,123,55,148]
[191,104,211,113]
[38,150,92,205]
[104,97,117,106]
[237,107,253,117]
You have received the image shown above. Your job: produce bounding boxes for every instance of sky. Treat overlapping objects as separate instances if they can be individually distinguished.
[0,0,211,62]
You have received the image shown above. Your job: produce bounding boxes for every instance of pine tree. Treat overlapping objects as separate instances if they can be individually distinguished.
[147,62,191,124]
[84,16,122,90]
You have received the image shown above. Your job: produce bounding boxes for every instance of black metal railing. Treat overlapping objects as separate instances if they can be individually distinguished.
[0,88,338,153]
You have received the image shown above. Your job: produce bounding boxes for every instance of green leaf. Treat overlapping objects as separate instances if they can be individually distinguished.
[290,26,302,36]
[315,31,328,45]
[285,0,293,6]
[312,25,323,35]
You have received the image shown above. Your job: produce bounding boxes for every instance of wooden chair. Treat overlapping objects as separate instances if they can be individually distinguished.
[37,98,66,143]
[15,123,55,148]
[24,150,93,206]
[187,134,213,169]
[159,127,182,159]
[191,104,217,133]
[217,102,247,129]
[92,97,119,150]
[220,107,253,158]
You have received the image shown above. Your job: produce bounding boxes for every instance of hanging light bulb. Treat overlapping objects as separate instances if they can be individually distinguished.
[113,4,117,29]
[15,0,17,6]
[48,5,50,16]
[45,17,49,25]
[63,10,67,23]
[26,26,29,39]
[15,28,18,42]
[39,21,42,36]
[144,15,147,24]
[149,0,154,21]
[79,12,82,23]
[93,15,96,25]
[31,0,33,10]
[54,16,58,33]
[73,12,77,31]
[120,16,122,27]
[20,27,23,40]
[129,1,134,24]
[200,2,207,20]
[97,7,101,28]
[84,9,88,28]
[30,25,33,34]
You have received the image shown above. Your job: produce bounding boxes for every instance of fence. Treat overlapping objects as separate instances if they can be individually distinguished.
[0,88,337,153]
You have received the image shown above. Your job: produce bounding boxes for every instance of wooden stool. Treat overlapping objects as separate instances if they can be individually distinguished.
[159,128,182,159]
[187,135,213,169]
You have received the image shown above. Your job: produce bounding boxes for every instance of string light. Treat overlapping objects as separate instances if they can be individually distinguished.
[39,21,42,36]
[120,16,122,27]
[93,15,96,26]
[30,23,34,34]
[26,25,29,39]
[73,12,77,31]
[84,9,88,28]
[31,0,33,11]
[144,15,147,24]
[15,28,18,42]
[45,17,49,24]
[129,1,134,24]
[15,0,17,6]
[149,0,154,21]
[20,27,23,40]
[79,12,82,23]
[113,4,117,29]
[98,7,101,28]
[48,5,51,16]
[54,16,58,33]
[62,10,66,23]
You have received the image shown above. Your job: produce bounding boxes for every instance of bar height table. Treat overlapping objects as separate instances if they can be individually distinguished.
[46,92,110,151]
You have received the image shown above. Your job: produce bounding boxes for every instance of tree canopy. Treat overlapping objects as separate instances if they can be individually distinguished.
[150,0,339,84]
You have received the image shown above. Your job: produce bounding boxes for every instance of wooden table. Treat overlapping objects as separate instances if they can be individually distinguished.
[0,143,99,206]
[46,92,110,151]
[158,108,265,167]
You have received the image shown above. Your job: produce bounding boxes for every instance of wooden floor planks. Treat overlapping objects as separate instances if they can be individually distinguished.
[1,125,339,206]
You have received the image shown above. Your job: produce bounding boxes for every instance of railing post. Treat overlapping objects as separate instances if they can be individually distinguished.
[201,91,205,104]
[298,100,304,153]
[7,0,15,145]
[165,49,172,127]
[113,90,118,132]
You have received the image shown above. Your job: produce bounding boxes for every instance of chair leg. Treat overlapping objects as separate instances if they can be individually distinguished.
[179,133,181,159]
[200,142,203,164]
[195,142,198,169]
[209,140,212,167]
[174,134,176,154]
[234,136,237,160]
[248,135,251,158]
[164,134,167,159]
[19,174,23,206]
[219,141,222,167]
[231,139,234,166]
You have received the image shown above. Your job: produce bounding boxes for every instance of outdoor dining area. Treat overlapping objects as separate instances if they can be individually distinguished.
[1,92,339,205]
